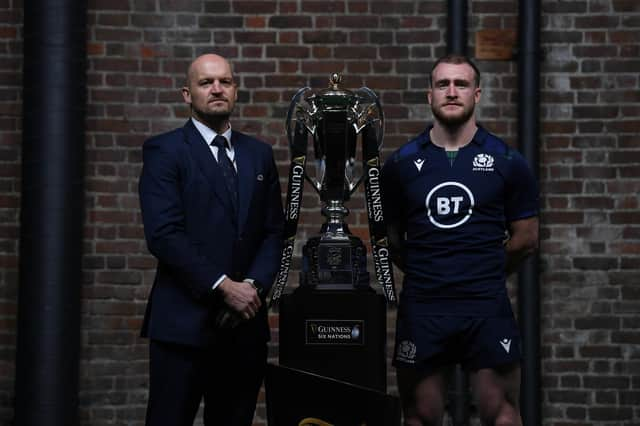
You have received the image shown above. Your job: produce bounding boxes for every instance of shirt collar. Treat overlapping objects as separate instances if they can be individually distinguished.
[191,117,233,146]
[418,124,488,148]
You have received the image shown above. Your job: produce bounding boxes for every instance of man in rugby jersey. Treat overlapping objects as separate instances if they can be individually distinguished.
[381,54,539,426]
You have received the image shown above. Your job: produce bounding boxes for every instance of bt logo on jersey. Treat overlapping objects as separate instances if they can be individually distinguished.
[425,181,475,229]
[436,196,464,215]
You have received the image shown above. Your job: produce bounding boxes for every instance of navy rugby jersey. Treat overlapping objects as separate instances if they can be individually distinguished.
[381,125,538,315]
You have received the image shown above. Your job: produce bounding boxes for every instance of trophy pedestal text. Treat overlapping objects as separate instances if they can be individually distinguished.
[279,286,387,392]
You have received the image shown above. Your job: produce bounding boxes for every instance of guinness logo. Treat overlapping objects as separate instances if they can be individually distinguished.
[305,320,364,345]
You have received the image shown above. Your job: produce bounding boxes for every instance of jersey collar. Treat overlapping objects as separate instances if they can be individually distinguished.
[418,124,489,149]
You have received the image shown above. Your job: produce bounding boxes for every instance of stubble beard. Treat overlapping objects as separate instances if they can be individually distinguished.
[431,103,475,130]
[192,104,232,129]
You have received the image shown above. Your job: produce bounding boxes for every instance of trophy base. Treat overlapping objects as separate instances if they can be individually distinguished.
[300,234,370,290]
[279,285,387,392]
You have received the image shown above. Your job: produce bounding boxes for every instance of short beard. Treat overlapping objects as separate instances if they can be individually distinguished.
[192,107,231,128]
[431,103,475,129]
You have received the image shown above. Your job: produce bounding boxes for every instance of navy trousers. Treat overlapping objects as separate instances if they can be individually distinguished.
[145,338,267,426]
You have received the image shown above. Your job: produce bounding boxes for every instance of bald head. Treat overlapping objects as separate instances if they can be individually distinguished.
[186,54,234,87]
[181,53,238,132]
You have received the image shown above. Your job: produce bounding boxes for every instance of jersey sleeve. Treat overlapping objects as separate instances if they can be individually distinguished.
[504,150,539,222]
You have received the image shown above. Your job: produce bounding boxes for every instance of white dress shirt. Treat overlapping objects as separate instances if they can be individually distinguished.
[190,117,236,290]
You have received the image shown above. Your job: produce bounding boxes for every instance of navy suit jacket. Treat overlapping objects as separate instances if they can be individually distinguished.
[139,119,284,347]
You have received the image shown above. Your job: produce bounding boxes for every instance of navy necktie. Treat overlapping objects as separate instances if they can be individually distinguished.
[212,135,238,215]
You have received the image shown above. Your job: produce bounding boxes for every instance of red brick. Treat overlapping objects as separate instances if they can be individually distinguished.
[610,151,640,164]
[571,166,616,179]
[235,31,276,44]
[302,31,347,44]
[611,212,640,224]
[472,1,516,13]
[575,15,620,28]
[88,0,130,10]
[95,28,142,42]
[604,60,640,72]
[96,13,129,26]
[245,16,266,28]
[335,16,379,28]
[541,211,584,224]
[572,196,615,209]
[302,1,345,13]
[613,0,640,12]
[279,61,299,73]
[417,2,445,13]
[241,105,268,117]
[241,46,263,58]
[233,1,276,14]
[542,121,577,134]
[348,1,368,13]
[346,61,370,74]
[93,58,140,72]
[139,45,169,59]
[0,27,18,39]
[334,46,376,59]
[234,61,276,74]
[266,45,309,58]
[301,61,345,74]
[278,31,298,44]
[269,15,311,28]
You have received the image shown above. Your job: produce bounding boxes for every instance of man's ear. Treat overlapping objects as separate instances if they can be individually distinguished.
[426,89,432,105]
[181,86,191,104]
[474,87,482,104]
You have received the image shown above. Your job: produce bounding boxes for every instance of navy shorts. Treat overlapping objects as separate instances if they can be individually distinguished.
[393,308,522,373]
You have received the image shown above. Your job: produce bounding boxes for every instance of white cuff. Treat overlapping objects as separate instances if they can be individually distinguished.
[212,274,227,291]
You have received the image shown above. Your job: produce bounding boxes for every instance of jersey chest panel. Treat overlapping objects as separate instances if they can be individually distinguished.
[401,145,508,240]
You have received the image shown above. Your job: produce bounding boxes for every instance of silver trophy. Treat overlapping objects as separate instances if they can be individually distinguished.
[272,74,396,303]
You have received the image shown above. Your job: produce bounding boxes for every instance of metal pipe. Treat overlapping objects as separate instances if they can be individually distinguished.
[14,0,87,424]
[517,0,542,425]
[447,0,468,56]
[446,1,470,425]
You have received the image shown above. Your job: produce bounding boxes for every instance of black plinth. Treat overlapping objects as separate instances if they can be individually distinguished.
[279,286,388,392]
[265,364,401,426]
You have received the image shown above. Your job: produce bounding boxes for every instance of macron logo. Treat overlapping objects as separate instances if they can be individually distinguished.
[414,158,425,172]
[500,338,512,353]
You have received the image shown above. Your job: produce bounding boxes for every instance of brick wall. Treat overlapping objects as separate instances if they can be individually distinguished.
[0,0,638,425]
[539,1,640,423]
[0,0,21,422]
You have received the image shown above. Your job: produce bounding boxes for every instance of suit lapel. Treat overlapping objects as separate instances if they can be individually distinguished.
[182,120,235,217]
[232,132,255,235]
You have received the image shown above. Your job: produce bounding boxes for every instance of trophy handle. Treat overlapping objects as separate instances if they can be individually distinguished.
[286,87,325,195]
[354,86,385,149]
[286,87,314,146]
[343,87,385,197]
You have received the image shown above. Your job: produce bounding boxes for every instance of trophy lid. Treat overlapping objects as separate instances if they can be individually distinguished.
[315,73,355,110]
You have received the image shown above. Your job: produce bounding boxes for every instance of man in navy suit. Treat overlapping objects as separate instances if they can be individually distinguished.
[138,53,284,426]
